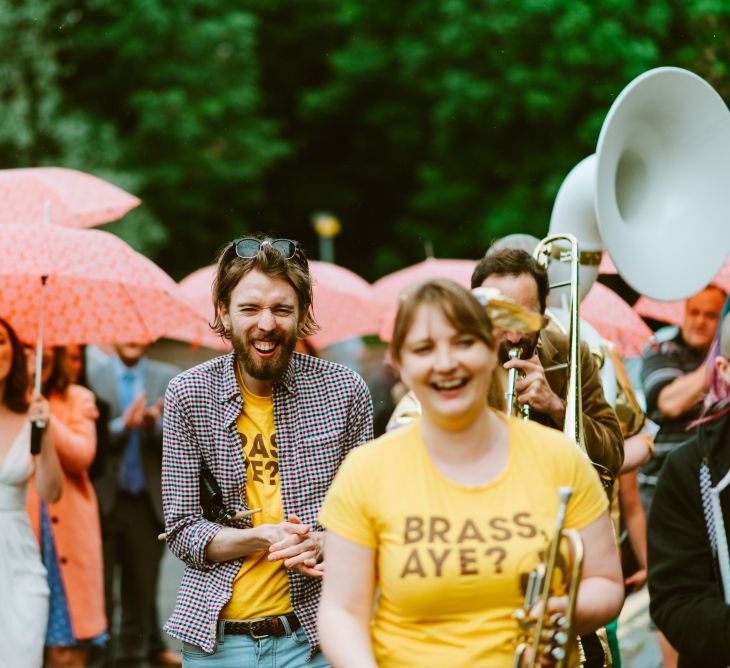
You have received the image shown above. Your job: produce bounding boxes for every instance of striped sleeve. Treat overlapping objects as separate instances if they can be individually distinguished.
[641,350,684,414]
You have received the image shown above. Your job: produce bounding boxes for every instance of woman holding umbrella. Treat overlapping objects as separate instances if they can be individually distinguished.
[0,318,63,667]
[25,346,107,667]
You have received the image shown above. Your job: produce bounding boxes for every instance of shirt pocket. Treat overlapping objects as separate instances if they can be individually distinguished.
[290,429,346,515]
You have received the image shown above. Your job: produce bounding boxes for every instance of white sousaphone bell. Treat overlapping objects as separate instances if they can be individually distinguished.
[510,68,730,666]
[553,66,730,304]
[548,66,730,600]
[546,66,730,400]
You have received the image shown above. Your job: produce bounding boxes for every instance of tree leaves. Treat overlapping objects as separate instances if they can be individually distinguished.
[0,0,727,281]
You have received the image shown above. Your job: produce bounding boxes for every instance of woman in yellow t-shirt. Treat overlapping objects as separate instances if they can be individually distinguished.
[318,279,623,668]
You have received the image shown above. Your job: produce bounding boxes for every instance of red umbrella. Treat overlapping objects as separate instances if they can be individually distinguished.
[0,167,140,227]
[581,283,653,357]
[308,261,385,349]
[634,297,684,327]
[599,252,618,274]
[166,266,230,351]
[374,259,477,342]
[167,261,384,351]
[0,223,202,346]
[373,258,476,307]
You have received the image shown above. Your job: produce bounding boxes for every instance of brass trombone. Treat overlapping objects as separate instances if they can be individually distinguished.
[533,233,614,492]
[471,287,547,423]
[513,487,584,668]
[505,347,531,422]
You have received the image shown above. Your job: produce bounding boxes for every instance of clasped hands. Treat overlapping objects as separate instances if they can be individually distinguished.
[264,514,324,579]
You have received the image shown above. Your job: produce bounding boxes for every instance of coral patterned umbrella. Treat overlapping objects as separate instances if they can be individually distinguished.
[599,252,618,274]
[633,297,685,327]
[0,167,140,227]
[0,223,203,346]
[373,258,476,307]
[167,261,384,351]
[166,266,230,352]
[374,259,478,342]
[308,260,384,349]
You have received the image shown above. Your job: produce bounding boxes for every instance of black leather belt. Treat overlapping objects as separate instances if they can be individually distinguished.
[221,613,300,639]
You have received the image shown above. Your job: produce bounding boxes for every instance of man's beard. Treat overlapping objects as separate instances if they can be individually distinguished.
[497,332,539,364]
[231,328,298,382]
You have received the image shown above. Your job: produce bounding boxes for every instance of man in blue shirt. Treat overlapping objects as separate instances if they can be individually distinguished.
[87,342,180,668]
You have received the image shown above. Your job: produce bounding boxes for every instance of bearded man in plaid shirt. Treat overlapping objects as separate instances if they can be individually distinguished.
[162,235,374,667]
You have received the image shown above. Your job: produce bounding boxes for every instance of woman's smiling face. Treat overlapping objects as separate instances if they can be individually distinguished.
[396,302,496,429]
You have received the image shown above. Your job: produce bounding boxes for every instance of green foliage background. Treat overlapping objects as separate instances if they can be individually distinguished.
[2,0,729,280]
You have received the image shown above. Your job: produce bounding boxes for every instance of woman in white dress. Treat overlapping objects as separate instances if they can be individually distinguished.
[0,318,63,668]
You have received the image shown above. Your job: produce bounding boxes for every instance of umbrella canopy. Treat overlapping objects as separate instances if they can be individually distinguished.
[373,258,476,342]
[373,258,476,307]
[167,261,383,352]
[0,167,141,227]
[581,283,653,357]
[308,260,384,349]
[634,296,685,327]
[167,266,230,352]
[0,223,203,345]
[599,252,618,274]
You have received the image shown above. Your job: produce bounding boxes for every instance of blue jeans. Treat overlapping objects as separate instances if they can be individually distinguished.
[181,626,331,668]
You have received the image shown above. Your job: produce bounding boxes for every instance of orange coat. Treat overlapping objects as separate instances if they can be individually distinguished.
[27,384,106,641]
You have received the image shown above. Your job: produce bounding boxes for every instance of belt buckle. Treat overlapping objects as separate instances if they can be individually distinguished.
[248,617,272,640]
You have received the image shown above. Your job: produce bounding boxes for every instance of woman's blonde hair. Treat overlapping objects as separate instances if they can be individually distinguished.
[389,279,504,411]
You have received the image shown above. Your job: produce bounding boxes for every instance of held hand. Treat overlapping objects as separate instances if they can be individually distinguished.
[122,393,147,431]
[291,560,325,579]
[527,595,570,667]
[624,568,647,593]
[506,355,564,422]
[528,594,568,621]
[261,515,311,550]
[82,402,100,421]
[28,392,51,425]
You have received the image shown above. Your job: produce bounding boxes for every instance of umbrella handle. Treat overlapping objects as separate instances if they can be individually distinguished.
[30,274,49,455]
[30,421,44,455]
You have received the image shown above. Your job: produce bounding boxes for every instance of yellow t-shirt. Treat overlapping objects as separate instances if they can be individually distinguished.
[219,382,292,619]
[319,414,608,668]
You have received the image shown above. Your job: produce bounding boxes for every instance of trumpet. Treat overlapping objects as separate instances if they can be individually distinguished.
[513,487,584,667]
[533,234,615,493]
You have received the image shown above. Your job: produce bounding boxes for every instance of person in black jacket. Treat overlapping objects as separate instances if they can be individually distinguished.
[648,309,730,667]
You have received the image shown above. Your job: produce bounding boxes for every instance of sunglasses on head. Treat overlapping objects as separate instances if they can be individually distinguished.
[232,238,300,260]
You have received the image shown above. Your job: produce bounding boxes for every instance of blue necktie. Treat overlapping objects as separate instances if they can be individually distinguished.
[118,371,145,494]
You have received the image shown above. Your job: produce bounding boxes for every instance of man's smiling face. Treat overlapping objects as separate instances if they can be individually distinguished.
[220,269,301,394]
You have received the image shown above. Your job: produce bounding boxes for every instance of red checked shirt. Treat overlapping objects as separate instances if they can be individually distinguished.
[162,352,374,654]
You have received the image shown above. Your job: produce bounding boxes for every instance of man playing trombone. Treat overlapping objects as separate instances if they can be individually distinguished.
[471,247,623,479]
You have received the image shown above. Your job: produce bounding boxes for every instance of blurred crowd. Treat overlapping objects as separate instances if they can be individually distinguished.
[0,330,181,668]
[0,262,728,668]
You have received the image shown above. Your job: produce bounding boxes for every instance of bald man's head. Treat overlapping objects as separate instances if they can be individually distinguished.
[681,286,726,353]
